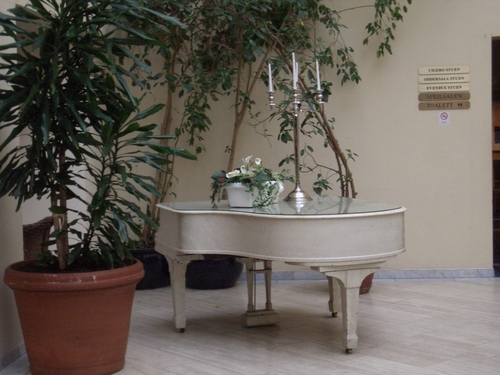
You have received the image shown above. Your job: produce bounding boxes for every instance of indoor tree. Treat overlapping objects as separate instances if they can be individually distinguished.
[140,0,411,245]
[0,0,196,270]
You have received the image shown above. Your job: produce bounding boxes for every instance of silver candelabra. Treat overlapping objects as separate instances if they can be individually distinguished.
[267,53,324,204]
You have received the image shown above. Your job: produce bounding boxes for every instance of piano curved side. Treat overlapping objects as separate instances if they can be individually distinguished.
[156,207,405,264]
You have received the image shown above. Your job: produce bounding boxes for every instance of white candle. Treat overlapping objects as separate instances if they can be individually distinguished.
[268,62,273,92]
[295,62,299,88]
[292,53,297,90]
[316,60,321,91]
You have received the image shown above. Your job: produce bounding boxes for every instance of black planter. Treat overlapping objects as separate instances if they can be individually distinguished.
[130,248,170,290]
[186,256,243,290]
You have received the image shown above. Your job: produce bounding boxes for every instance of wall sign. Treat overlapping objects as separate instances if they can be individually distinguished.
[418,92,470,101]
[418,65,470,110]
[439,111,450,125]
[418,74,470,84]
[419,83,470,93]
[419,101,470,110]
[418,66,470,75]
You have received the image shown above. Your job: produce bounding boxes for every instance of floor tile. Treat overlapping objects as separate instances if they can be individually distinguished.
[1,279,499,375]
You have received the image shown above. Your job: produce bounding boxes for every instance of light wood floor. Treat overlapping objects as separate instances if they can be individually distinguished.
[2,277,500,374]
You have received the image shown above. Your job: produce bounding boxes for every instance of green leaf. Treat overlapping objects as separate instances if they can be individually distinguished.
[129,104,164,123]
[113,213,129,243]
[49,206,67,214]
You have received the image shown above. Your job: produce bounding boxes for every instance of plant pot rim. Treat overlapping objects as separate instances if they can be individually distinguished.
[4,259,144,292]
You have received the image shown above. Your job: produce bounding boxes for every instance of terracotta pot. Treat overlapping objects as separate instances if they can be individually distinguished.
[359,273,374,294]
[4,259,144,375]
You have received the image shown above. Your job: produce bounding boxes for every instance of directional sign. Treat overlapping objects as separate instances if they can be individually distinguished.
[418,66,471,111]
[419,83,470,93]
[419,101,470,110]
[418,74,470,84]
[419,92,470,101]
[418,66,470,75]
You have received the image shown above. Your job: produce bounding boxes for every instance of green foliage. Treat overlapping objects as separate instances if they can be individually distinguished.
[135,0,411,244]
[260,0,410,195]
[364,0,412,57]
[0,0,195,270]
[210,156,292,207]
[143,1,411,198]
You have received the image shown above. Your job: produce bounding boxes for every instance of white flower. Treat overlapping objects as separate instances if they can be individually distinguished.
[226,170,241,178]
[240,165,248,173]
[242,155,252,166]
[277,180,284,193]
[254,158,262,166]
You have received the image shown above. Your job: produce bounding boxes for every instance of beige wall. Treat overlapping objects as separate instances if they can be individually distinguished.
[0,0,26,367]
[330,0,493,270]
[0,198,24,369]
[0,124,23,368]
[160,0,499,272]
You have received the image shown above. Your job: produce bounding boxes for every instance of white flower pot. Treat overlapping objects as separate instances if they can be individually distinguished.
[225,183,254,207]
[225,182,281,208]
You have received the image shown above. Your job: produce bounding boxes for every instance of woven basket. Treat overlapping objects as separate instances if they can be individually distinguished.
[23,217,53,260]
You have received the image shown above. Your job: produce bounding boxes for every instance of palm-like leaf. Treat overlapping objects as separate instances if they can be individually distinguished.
[0,0,195,270]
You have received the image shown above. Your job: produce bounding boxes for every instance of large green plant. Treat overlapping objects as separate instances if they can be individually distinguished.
[0,0,195,270]
[140,0,410,245]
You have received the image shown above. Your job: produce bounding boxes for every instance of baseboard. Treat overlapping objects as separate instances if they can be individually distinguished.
[373,268,495,279]
[240,268,496,281]
[0,343,25,372]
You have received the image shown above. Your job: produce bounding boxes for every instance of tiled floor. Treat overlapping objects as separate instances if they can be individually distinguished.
[2,277,500,374]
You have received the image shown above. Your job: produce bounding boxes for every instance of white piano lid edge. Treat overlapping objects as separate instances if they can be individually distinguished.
[157,203,407,219]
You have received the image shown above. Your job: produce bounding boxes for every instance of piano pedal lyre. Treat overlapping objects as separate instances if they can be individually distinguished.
[238,258,280,327]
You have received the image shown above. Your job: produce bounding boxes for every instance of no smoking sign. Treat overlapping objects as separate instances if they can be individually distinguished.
[439,111,450,124]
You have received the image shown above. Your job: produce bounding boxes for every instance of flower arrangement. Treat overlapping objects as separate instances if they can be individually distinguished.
[210,156,291,207]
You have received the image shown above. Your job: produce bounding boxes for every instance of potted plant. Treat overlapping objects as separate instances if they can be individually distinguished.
[210,155,291,208]
[182,156,290,291]
[0,1,195,374]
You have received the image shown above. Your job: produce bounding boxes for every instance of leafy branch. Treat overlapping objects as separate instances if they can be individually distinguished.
[139,0,411,245]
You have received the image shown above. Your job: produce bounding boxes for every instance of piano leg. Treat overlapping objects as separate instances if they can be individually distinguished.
[340,284,360,353]
[323,268,377,353]
[327,277,341,317]
[164,255,201,332]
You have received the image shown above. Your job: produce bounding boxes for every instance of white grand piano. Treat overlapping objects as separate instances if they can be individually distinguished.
[156,195,405,353]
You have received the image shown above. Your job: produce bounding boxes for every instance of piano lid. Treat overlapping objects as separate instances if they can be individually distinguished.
[158,195,402,217]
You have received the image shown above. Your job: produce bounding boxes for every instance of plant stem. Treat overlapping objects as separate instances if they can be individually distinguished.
[53,147,69,270]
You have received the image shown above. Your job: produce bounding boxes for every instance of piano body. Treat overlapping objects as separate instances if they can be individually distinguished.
[156,195,406,353]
